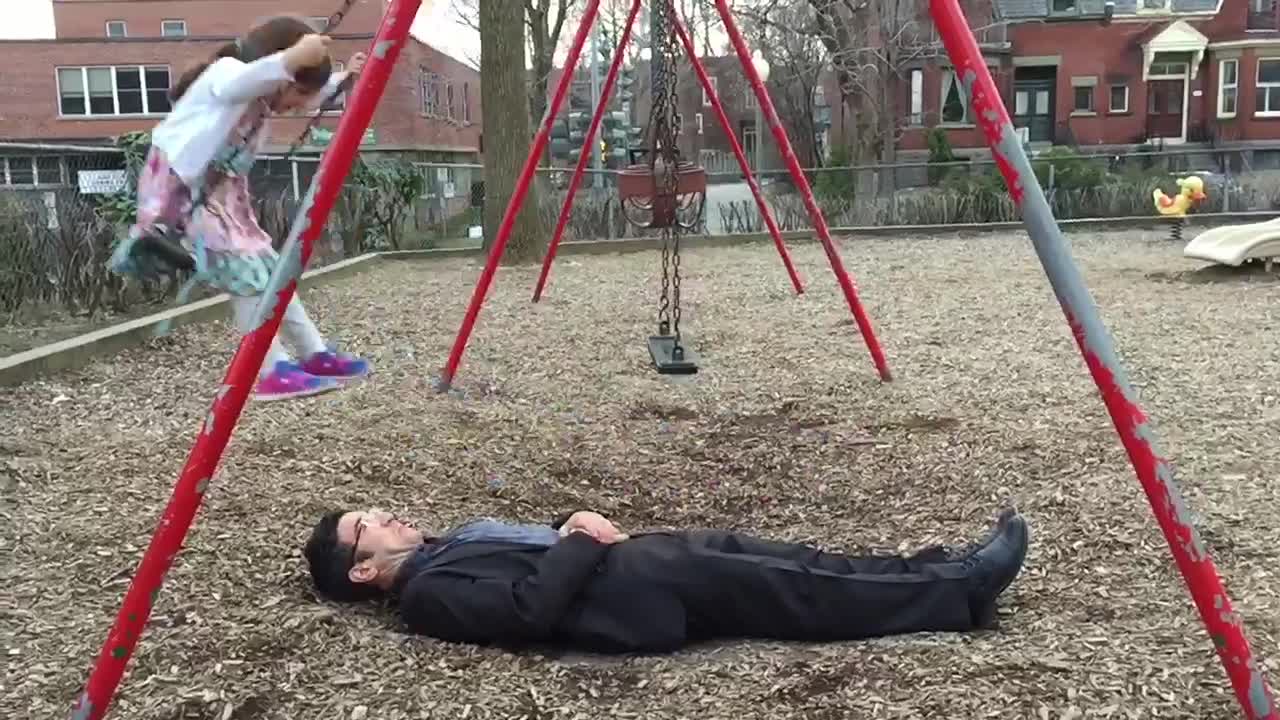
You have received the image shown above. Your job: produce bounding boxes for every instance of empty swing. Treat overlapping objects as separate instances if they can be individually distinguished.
[616,0,706,374]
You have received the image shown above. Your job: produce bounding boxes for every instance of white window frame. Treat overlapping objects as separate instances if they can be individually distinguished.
[909,68,923,125]
[55,65,173,118]
[446,81,456,121]
[1,156,67,187]
[1072,86,1095,113]
[1219,58,1239,118]
[940,68,971,125]
[1258,58,1280,116]
[703,76,718,106]
[1070,77,1097,115]
[161,20,187,37]
[462,82,472,124]
[421,69,443,117]
[105,20,127,38]
[1108,84,1129,113]
[695,112,703,134]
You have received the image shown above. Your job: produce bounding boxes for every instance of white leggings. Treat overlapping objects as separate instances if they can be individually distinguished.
[230,294,328,377]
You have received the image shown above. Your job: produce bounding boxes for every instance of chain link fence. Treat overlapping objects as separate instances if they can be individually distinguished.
[6,140,1280,355]
[715,146,1280,233]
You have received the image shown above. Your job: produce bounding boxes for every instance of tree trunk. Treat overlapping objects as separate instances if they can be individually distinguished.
[480,0,546,263]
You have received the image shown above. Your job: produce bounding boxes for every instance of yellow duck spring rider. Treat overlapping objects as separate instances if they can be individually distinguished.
[1153,175,1207,242]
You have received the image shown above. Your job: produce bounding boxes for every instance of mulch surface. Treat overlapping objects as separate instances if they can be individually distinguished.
[4,230,1279,719]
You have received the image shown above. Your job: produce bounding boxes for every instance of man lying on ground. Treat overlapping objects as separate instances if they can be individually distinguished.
[304,506,1029,653]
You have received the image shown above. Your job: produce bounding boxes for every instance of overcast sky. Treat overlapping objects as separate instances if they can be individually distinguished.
[0,0,481,66]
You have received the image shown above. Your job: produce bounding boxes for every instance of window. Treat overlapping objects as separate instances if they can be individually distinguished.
[1258,59,1280,114]
[57,65,172,116]
[909,68,923,125]
[1070,76,1097,114]
[940,69,969,124]
[745,88,756,108]
[696,112,704,134]
[814,84,826,106]
[1073,86,1094,112]
[1,157,64,187]
[446,82,456,121]
[1149,61,1187,77]
[1051,0,1078,11]
[703,76,718,106]
[105,21,126,38]
[161,20,187,37]
[1109,85,1129,113]
[1219,58,1238,117]
[421,70,443,117]
[462,82,472,123]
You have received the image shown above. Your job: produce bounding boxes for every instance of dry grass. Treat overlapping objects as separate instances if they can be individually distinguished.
[4,229,1280,720]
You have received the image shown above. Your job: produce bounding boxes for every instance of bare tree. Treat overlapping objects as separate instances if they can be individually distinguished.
[479,0,547,262]
[452,0,579,147]
[741,0,935,193]
[742,2,830,167]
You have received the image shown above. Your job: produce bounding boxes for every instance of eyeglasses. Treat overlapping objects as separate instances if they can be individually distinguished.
[348,509,394,569]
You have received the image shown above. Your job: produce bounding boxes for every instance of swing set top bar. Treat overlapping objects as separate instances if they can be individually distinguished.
[67,2,423,719]
[927,0,1275,717]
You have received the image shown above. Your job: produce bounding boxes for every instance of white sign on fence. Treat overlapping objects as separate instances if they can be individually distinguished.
[78,169,128,195]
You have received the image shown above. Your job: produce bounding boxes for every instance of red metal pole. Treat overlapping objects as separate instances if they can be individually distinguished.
[928,1,1276,718]
[67,4,419,719]
[670,13,803,296]
[711,0,891,382]
[532,0,642,303]
[439,0,603,389]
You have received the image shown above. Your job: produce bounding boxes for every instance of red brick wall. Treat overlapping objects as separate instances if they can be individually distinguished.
[52,0,386,38]
[0,34,481,153]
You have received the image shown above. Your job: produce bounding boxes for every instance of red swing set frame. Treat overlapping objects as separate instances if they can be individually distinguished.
[69,1,1276,718]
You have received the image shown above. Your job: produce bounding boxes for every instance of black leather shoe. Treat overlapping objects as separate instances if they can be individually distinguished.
[946,508,1019,562]
[961,511,1029,628]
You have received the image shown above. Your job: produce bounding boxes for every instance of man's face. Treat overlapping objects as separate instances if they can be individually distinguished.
[338,509,425,586]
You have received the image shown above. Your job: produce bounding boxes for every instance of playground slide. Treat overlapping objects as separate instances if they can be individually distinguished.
[1182,217,1280,266]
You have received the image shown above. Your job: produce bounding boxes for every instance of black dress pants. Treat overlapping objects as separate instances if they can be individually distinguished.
[657,530,977,642]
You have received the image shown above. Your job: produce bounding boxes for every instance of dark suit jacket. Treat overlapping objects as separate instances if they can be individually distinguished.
[392,516,694,653]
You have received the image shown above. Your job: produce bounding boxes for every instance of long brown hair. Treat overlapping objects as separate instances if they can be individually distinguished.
[170,15,333,101]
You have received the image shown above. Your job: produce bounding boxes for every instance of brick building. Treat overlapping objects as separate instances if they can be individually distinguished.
[903,0,1280,154]
[0,0,482,188]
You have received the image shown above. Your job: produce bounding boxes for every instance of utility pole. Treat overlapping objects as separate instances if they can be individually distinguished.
[590,16,604,189]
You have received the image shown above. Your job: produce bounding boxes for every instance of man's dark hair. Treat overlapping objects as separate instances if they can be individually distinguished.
[304,509,383,603]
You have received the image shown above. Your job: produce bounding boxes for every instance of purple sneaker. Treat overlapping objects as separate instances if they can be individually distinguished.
[254,361,341,402]
[300,349,372,381]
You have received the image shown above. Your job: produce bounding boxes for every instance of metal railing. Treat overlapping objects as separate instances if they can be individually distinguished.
[5,141,1280,356]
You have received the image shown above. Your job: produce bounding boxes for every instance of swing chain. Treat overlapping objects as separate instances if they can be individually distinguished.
[658,236,671,335]
[651,0,685,347]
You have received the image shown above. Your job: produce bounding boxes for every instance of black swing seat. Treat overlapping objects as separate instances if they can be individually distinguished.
[647,334,698,374]
[135,232,196,272]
